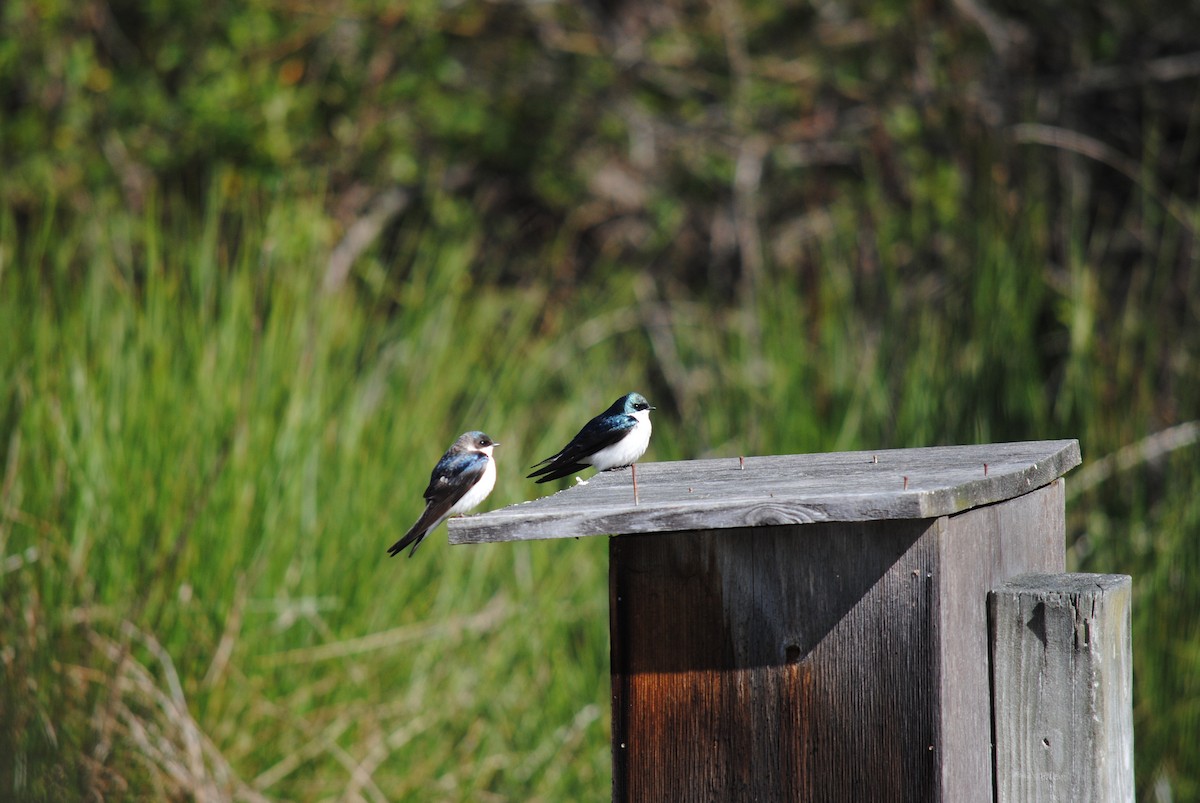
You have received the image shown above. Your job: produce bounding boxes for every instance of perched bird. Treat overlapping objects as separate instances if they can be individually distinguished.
[387,431,499,558]
[528,392,654,484]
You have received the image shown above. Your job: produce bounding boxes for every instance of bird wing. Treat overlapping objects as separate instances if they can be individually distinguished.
[387,452,490,557]
[422,450,490,502]
[528,414,634,482]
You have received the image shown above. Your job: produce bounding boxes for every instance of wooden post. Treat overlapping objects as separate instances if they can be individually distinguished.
[989,573,1134,802]
[450,440,1083,801]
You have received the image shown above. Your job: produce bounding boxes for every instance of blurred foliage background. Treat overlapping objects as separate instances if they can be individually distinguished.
[2,0,1198,799]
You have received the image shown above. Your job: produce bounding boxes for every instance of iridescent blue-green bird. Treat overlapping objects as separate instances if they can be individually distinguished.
[387,431,498,558]
[528,393,654,484]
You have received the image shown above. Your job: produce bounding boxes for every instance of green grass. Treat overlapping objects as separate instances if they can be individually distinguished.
[0,187,622,800]
[2,165,1198,799]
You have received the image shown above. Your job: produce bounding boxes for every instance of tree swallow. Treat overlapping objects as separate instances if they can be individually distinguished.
[387,431,499,558]
[528,392,654,484]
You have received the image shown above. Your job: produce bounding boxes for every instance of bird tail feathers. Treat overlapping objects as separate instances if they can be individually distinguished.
[528,462,589,483]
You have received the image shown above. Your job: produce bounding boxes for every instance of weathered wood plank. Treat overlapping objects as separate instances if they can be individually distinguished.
[936,480,1067,801]
[611,482,1069,802]
[989,573,1134,803]
[450,440,1080,544]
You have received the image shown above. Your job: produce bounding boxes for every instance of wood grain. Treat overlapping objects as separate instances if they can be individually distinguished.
[449,440,1080,544]
[935,480,1067,801]
[611,519,938,802]
[611,482,1068,802]
[445,441,1086,800]
[989,573,1134,803]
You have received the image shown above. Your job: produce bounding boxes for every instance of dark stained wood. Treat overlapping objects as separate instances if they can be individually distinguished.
[449,440,1080,545]
[611,519,937,801]
[989,573,1134,802]
[611,482,1068,802]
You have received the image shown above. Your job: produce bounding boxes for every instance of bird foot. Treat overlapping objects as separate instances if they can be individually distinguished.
[574,476,589,485]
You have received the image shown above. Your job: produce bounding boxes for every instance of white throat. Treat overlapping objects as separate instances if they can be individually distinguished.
[449,453,496,516]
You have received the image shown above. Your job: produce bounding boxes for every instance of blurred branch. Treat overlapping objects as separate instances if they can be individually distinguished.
[712,0,767,396]
[1011,124,1198,237]
[102,132,153,213]
[1069,421,1200,497]
[949,0,1029,63]
[733,136,768,315]
[774,139,858,169]
[84,0,138,66]
[634,275,697,426]
[0,399,22,552]
[324,188,411,294]
[1063,50,1200,94]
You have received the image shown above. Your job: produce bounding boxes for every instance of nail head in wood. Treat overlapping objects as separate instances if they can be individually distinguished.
[449,440,1081,545]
